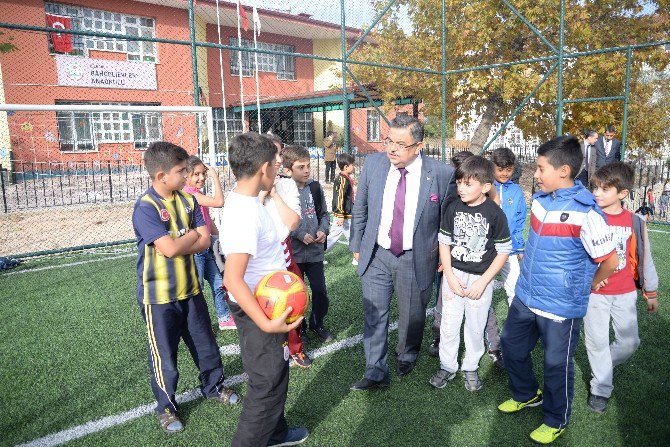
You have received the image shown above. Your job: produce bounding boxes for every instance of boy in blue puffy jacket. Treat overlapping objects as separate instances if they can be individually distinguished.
[482,147,527,369]
[497,135,618,445]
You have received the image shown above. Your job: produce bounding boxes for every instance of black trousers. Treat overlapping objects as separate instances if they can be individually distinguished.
[297,261,329,329]
[139,293,226,414]
[230,302,289,447]
[325,161,336,182]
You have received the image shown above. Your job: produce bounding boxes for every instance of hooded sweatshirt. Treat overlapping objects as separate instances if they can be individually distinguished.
[290,179,330,263]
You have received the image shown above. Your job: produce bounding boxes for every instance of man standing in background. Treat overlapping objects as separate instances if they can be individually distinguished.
[324,131,337,183]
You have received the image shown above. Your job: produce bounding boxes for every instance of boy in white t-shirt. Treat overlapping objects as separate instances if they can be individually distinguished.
[221,132,308,447]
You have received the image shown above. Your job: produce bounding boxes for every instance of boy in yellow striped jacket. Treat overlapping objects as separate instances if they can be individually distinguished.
[132,142,239,434]
[326,153,356,264]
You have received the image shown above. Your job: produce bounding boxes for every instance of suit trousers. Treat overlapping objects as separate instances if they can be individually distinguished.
[140,294,226,415]
[361,245,433,381]
[229,302,289,447]
[502,297,581,429]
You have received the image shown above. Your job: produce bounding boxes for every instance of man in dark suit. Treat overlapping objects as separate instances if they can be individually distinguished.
[576,129,599,186]
[594,125,621,170]
[349,115,454,390]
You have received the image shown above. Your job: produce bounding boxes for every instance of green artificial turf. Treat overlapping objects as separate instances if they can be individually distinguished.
[1,227,669,446]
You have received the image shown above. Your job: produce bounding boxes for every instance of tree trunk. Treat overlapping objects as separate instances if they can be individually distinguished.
[469,94,503,154]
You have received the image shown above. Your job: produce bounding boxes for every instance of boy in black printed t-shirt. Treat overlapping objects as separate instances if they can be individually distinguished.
[429,155,511,392]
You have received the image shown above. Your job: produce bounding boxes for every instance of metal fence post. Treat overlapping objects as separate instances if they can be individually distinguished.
[340,0,350,152]
[556,0,565,135]
[188,0,199,107]
[0,164,7,213]
[441,0,447,163]
[107,160,114,203]
[621,47,633,159]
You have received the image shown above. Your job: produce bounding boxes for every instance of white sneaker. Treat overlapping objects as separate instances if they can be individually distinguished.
[323,260,329,265]
[351,258,358,266]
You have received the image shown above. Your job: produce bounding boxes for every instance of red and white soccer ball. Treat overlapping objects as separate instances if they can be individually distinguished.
[254,270,310,323]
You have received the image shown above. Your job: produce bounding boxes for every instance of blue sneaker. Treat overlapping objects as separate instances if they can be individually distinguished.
[267,427,309,446]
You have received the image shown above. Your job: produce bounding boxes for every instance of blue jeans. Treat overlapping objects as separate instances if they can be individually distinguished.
[194,248,230,321]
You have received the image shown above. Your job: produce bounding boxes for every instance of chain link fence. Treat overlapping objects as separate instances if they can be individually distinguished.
[0,0,668,257]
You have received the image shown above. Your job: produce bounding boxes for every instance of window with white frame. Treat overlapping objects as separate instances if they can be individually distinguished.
[213,109,244,149]
[45,3,157,62]
[367,110,381,142]
[56,102,162,152]
[293,111,314,147]
[230,38,295,80]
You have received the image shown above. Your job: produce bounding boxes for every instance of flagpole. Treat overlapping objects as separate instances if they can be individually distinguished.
[214,0,229,151]
[252,4,261,132]
[236,0,246,132]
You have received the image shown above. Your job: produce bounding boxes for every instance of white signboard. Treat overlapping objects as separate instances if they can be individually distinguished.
[55,55,157,90]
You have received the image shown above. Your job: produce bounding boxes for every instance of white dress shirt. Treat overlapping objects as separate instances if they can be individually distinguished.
[377,155,423,251]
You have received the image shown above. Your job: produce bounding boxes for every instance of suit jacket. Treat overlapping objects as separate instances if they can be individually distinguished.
[349,152,454,290]
[594,136,621,170]
[579,142,597,179]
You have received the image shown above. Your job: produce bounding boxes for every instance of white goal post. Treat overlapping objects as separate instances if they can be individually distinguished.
[0,104,217,166]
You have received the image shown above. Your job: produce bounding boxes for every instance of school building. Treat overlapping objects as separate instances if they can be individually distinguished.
[0,0,417,172]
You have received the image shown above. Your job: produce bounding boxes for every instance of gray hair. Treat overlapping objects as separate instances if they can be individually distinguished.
[390,114,424,143]
[583,129,597,139]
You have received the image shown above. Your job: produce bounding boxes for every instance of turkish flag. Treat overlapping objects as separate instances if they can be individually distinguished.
[46,13,72,53]
[237,1,249,31]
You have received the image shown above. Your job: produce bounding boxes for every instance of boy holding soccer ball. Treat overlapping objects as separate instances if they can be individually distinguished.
[221,132,308,447]
[498,135,618,444]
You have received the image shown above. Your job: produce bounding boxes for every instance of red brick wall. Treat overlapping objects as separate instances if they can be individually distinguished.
[0,0,199,164]
[350,104,421,154]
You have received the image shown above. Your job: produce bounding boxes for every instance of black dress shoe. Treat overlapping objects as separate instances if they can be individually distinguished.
[349,377,390,391]
[396,361,415,377]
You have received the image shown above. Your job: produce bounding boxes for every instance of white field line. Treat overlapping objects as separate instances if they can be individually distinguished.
[3,253,135,276]
[648,228,670,234]
[16,309,430,447]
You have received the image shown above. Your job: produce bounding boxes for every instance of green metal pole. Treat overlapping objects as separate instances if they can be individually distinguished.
[556,0,565,135]
[346,67,390,125]
[341,0,350,152]
[188,0,199,106]
[483,61,559,153]
[347,0,398,57]
[501,0,557,53]
[564,96,625,104]
[441,0,447,162]
[621,47,633,159]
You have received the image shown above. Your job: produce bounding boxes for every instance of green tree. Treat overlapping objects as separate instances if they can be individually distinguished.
[352,0,669,154]
[0,31,18,53]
